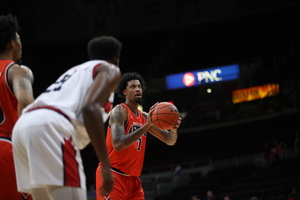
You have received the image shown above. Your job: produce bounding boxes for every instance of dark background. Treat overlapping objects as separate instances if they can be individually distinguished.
[2,0,300,192]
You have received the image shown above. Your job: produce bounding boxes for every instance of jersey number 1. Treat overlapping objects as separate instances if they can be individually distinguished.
[130,125,143,151]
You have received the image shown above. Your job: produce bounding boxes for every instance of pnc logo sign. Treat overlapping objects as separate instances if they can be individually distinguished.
[197,69,222,84]
[182,72,195,87]
[166,64,239,90]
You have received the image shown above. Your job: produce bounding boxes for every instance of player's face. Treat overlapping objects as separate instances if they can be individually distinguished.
[125,80,143,104]
[12,33,22,63]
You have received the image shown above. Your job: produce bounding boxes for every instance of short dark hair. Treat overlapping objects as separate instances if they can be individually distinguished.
[87,36,122,62]
[0,14,20,53]
[117,72,147,99]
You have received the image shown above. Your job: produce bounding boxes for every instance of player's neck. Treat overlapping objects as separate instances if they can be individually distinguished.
[125,101,139,114]
[0,53,12,61]
[0,56,10,60]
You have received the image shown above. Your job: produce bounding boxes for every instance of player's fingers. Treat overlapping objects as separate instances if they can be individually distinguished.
[150,102,159,110]
[104,181,113,194]
[149,108,155,116]
[98,187,104,196]
[99,187,110,197]
[176,117,182,125]
[172,119,181,129]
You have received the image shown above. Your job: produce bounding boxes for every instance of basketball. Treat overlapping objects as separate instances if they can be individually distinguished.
[150,102,180,130]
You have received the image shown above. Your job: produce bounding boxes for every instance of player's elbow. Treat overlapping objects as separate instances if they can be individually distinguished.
[165,135,177,146]
[18,96,34,109]
[113,146,122,152]
[112,139,126,152]
[112,143,123,152]
[166,141,176,146]
[82,103,100,117]
[18,99,32,108]
[82,104,93,115]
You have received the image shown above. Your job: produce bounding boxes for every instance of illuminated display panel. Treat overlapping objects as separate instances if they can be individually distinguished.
[166,64,239,90]
[232,83,280,104]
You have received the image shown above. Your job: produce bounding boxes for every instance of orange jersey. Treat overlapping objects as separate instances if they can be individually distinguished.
[106,103,147,176]
[0,59,32,199]
[0,60,18,138]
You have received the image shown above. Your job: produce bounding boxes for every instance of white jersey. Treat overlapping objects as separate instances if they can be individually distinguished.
[24,60,115,148]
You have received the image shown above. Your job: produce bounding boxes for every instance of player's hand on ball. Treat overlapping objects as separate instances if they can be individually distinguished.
[150,102,180,130]
[150,102,159,109]
[147,102,159,125]
[171,117,182,130]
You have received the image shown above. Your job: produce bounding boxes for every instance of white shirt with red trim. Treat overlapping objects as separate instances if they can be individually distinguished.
[23,60,115,149]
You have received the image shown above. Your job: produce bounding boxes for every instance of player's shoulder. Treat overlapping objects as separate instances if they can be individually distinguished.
[112,104,127,113]
[10,64,31,72]
[19,64,31,71]
[9,64,33,79]
[110,104,128,121]
[94,61,119,74]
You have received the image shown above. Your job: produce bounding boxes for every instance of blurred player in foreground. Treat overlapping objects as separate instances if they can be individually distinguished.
[96,72,181,200]
[0,14,34,200]
[12,36,122,200]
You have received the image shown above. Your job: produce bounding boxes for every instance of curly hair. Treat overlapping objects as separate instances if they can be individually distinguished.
[0,14,20,53]
[87,35,122,62]
[116,72,147,99]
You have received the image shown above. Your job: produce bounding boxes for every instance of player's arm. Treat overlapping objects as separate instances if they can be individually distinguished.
[109,105,152,151]
[82,63,120,196]
[8,64,34,116]
[146,111,181,146]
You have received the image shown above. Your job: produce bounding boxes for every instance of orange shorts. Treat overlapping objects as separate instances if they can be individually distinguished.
[96,164,144,200]
[0,137,32,200]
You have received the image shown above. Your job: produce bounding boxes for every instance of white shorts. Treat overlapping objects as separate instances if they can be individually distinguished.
[12,108,86,194]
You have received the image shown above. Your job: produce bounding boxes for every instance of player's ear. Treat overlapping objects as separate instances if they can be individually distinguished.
[115,59,120,67]
[6,39,14,51]
[122,89,127,96]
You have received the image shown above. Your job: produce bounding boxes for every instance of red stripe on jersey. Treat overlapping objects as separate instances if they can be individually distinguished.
[27,106,71,122]
[92,63,102,79]
[103,101,113,113]
[62,137,80,187]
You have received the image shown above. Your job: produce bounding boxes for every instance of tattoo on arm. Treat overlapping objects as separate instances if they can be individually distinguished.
[111,106,124,126]
[110,105,149,150]
[110,106,126,143]
[12,67,33,95]
[124,125,147,147]
[152,124,168,134]
[18,78,31,90]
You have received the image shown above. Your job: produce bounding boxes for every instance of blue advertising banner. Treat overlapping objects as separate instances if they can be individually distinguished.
[166,64,240,90]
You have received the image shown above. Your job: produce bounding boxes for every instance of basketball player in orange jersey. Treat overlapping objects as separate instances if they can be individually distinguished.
[0,14,34,200]
[96,72,181,200]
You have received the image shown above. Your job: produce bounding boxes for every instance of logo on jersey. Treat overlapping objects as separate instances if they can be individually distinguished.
[129,124,140,133]
[129,123,146,137]
[182,72,195,87]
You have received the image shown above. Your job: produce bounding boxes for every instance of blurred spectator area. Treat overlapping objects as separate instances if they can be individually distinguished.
[143,111,300,169]
[182,94,296,128]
